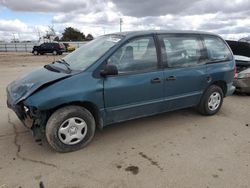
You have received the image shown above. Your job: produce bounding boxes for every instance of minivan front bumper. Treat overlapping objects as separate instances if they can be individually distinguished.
[7,89,34,128]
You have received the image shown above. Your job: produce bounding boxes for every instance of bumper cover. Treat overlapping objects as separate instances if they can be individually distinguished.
[7,92,33,128]
[226,82,236,96]
[234,78,250,93]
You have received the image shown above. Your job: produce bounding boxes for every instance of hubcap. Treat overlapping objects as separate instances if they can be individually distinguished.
[58,117,87,145]
[208,92,221,111]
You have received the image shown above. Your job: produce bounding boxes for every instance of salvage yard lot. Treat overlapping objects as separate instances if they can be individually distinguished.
[0,52,249,188]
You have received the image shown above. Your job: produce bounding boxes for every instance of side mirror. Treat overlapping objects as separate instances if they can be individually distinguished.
[100,64,118,77]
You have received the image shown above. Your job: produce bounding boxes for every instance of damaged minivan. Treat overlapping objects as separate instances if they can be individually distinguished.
[7,31,235,152]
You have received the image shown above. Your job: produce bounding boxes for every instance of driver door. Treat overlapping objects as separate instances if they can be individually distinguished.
[103,35,165,124]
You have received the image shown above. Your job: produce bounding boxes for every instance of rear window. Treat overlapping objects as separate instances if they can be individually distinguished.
[59,43,65,49]
[204,36,232,62]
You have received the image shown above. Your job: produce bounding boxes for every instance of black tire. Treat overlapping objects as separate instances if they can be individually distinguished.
[197,85,224,115]
[33,50,39,55]
[52,50,58,55]
[46,105,95,152]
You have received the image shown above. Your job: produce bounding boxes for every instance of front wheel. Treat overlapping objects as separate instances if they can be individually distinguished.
[52,50,58,55]
[33,50,39,55]
[46,106,96,152]
[197,85,223,115]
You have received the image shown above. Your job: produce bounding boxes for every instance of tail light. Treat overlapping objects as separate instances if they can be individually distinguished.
[245,73,250,78]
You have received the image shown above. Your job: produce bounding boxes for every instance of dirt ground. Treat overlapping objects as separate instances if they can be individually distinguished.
[0,52,249,188]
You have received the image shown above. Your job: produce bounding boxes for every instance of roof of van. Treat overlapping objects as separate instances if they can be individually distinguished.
[109,30,220,38]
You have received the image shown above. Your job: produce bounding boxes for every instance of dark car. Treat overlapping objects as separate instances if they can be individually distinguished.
[226,40,250,94]
[7,30,235,152]
[32,42,66,55]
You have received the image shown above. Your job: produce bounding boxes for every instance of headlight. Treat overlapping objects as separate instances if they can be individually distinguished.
[237,72,250,79]
[9,82,34,101]
[23,105,29,113]
[237,68,250,79]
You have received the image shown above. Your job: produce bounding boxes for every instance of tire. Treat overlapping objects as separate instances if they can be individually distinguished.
[46,106,96,152]
[197,85,223,115]
[52,50,58,55]
[58,52,63,55]
[33,50,38,55]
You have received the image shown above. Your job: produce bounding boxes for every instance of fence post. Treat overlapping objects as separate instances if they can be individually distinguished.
[15,43,17,52]
[5,43,7,52]
[25,43,27,52]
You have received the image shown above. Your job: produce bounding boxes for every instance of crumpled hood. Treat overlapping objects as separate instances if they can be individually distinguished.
[7,67,71,105]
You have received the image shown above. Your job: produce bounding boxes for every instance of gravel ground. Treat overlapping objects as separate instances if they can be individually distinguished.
[0,52,249,188]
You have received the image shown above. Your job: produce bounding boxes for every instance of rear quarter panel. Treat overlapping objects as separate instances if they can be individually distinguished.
[206,60,235,85]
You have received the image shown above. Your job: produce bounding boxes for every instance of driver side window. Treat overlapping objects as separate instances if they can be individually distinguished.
[107,36,158,74]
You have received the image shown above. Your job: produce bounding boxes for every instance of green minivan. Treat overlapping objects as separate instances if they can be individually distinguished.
[7,30,235,152]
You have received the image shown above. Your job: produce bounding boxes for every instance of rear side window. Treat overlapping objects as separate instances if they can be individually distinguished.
[52,43,59,48]
[59,43,65,49]
[40,43,46,48]
[159,35,202,68]
[203,36,232,62]
[45,43,52,48]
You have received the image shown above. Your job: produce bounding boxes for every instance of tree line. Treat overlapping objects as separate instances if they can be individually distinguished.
[54,27,94,42]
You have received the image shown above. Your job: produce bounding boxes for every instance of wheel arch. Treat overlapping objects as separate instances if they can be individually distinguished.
[48,101,103,130]
[210,80,227,97]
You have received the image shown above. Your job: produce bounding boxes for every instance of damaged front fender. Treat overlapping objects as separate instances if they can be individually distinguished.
[7,67,72,106]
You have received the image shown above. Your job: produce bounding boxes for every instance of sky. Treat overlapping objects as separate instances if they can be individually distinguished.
[0,0,250,41]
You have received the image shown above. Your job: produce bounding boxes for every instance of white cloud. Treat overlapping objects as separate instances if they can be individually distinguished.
[0,19,30,32]
[0,19,52,41]
[0,0,249,41]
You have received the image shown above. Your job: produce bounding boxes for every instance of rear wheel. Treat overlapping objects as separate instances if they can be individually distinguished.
[46,106,96,152]
[197,85,223,115]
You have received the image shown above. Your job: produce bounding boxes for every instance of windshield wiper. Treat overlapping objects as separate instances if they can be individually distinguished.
[53,59,72,73]
[44,64,60,73]
[58,59,70,66]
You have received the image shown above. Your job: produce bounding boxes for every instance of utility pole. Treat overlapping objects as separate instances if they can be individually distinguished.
[12,33,16,42]
[120,18,123,32]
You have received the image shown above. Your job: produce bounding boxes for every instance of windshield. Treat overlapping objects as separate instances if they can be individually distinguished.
[63,35,124,70]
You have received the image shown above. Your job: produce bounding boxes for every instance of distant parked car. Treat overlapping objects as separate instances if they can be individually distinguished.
[32,42,66,55]
[226,40,250,94]
[63,43,76,52]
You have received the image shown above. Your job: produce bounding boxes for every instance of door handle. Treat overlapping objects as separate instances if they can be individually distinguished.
[151,77,161,84]
[166,76,176,81]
